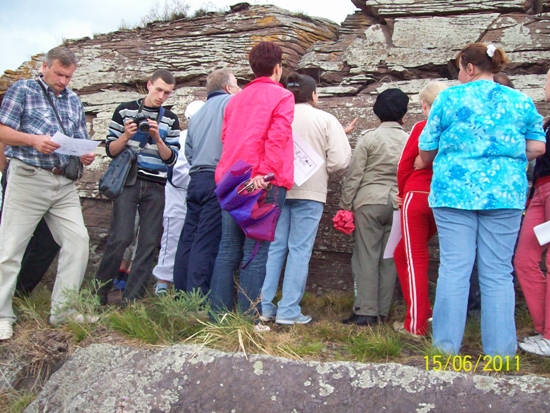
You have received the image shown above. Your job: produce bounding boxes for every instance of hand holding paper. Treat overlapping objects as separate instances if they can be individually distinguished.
[51,132,100,156]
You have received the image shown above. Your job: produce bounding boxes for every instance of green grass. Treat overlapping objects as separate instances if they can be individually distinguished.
[7,286,550,379]
[0,390,38,413]
[105,289,208,344]
[107,303,162,344]
[346,329,405,362]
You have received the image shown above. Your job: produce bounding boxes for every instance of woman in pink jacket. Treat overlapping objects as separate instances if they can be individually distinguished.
[209,42,295,330]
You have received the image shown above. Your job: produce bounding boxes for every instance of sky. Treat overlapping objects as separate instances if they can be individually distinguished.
[0,0,358,74]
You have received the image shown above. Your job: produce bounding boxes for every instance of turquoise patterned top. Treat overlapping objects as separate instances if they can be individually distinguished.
[419,80,545,210]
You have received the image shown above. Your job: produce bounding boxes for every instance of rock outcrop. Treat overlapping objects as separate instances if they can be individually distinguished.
[1,1,550,290]
[25,343,550,413]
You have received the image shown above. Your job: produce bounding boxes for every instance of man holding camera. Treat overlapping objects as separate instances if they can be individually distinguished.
[95,69,180,305]
[0,47,95,340]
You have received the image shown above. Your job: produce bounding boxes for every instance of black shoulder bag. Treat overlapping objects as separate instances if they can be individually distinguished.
[36,79,83,180]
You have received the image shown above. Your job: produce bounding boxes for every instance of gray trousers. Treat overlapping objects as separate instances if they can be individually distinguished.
[0,159,89,323]
[95,179,165,302]
[352,196,397,317]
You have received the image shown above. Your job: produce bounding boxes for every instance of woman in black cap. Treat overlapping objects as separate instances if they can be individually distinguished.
[339,88,409,326]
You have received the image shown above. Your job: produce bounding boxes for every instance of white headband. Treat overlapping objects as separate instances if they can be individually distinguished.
[487,44,497,59]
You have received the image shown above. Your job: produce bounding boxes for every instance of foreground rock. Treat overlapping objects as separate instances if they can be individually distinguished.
[25,343,550,413]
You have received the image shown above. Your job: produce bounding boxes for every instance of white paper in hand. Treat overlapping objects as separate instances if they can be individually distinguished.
[383,211,402,259]
[51,132,100,156]
[534,220,550,246]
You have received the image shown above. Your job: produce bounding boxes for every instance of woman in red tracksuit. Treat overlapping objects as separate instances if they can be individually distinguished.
[393,81,447,337]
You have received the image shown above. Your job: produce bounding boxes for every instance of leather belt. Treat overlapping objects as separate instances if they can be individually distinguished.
[42,166,65,176]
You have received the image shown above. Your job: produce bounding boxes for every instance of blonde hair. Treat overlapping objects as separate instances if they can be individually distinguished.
[419,81,448,107]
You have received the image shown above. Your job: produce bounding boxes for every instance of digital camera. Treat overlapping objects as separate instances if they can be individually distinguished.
[132,112,150,133]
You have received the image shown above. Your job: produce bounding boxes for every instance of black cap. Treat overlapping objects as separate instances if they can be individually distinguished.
[373,88,409,122]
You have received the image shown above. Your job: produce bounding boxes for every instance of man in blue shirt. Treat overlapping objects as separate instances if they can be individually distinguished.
[173,68,239,296]
[0,47,96,340]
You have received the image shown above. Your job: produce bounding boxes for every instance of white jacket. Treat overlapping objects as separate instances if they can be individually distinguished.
[287,103,351,203]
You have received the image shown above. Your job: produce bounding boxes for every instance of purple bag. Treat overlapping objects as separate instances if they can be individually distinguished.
[215,159,281,242]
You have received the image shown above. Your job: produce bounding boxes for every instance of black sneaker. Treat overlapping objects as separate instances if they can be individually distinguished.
[341,314,379,326]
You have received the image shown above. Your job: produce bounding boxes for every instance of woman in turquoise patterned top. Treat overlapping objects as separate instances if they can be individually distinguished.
[418,43,546,357]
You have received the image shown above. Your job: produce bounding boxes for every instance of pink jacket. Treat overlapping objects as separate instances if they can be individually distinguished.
[215,77,295,190]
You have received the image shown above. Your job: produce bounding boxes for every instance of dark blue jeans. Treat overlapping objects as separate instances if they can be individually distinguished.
[95,178,165,302]
[209,185,286,315]
[173,171,222,295]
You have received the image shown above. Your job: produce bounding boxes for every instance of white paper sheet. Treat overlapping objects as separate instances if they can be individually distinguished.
[383,210,401,259]
[293,132,325,187]
[51,132,100,156]
[534,220,550,246]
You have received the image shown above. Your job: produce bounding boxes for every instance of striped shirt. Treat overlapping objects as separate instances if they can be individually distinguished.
[0,77,89,169]
[105,100,180,183]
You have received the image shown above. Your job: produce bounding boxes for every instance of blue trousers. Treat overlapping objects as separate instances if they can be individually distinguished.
[173,171,222,295]
[261,199,323,320]
[209,186,286,315]
[432,208,521,357]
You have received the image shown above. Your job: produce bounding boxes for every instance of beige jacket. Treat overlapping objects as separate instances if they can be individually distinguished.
[287,103,352,203]
[340,122,408,210]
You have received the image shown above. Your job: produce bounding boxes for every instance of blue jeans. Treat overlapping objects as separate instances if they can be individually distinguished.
[173,171,221,295]
[95,178,165,302]
[209,186,286,315]
[432,208,522,357]
[262,199,323,320]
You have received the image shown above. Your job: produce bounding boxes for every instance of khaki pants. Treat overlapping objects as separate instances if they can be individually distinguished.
[351,196,397,317]
[0,159,89,323]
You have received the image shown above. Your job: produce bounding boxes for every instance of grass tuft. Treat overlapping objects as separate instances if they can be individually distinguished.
[187,311,272,358]
[106,289,208,344]
[346,329,404,362]
[0,390,38,413]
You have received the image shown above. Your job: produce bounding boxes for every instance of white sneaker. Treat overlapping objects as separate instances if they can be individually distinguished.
[0,320,13,340]
[523,334,542,343]
[72,313,100,324]
[275,314,312,325]
[519,336,550,356]
[253,323,271,333]
[50,310,99,325]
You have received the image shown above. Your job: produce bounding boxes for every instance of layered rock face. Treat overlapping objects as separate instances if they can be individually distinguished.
[1,1,549,291]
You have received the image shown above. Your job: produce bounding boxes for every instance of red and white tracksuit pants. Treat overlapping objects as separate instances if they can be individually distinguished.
[394,191,437,335]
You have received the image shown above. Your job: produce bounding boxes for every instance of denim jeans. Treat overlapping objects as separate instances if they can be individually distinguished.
[432,207,522,357]
[95,178,165,302]
[173,171,221,295]
[209,185,286,315]
[261,199,323,320]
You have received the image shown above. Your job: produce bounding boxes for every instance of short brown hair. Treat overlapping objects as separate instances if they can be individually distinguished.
[45,47,78,68]
[248,42,283,78]
[456,43,509,74]
[151,69,175,85]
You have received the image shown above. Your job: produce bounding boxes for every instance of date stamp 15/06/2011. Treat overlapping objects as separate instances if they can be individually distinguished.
[425,355,520,373]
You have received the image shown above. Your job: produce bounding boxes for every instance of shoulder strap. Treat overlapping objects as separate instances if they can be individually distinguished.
[36,79,67,135]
